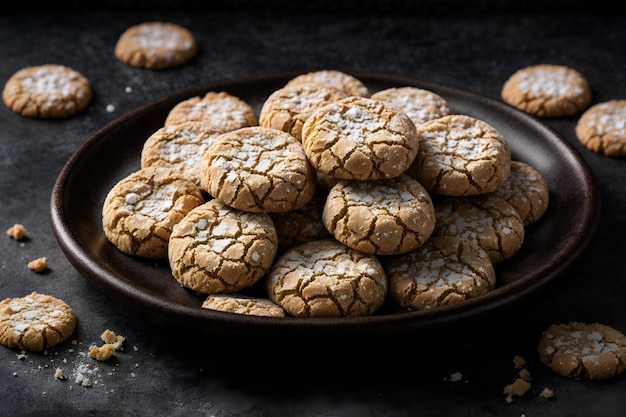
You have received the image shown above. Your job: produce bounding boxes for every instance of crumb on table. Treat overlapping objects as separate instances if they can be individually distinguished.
[27,257,47,272]
[6,223,27,240]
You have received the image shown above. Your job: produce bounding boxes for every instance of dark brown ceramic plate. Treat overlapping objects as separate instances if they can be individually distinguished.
[50,70,600,340]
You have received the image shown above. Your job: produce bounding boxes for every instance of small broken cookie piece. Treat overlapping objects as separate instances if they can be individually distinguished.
[201,293,286,317]
[88,343,116,361]
[27,257,47,273]
[284,70,370,97]
[6,223,27,240]
[575,100,626,157]
[538,321,626,380]
[100,329,125,350]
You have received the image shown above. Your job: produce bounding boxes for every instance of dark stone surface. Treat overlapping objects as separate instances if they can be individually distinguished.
[1,4,625,416]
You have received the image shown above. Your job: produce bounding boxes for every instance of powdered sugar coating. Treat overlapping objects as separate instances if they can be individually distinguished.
[371,86,452,128]
[575,100,626,157]
[284,70,370,97]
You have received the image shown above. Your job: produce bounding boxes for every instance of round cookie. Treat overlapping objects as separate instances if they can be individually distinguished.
[102,166,205,258]
[114,21,198,70]
[259,85,349,142]
[370,86,452,128]
[386,236,496,311]
[501,64,592,118]
[284,69,370,97]
[301,96,419,180]
[406,114,511,196]
[201,294,286,317]
[323,174,436,255]
[266,239,388,318]
[538,322,626,380]
[575,100,626,157]
[140,121,223,187]
[432,194,525,264]
[168,199,278,294]
[0,292,77,352]
[164,91,258,131]
[2,64,92,119]
[201,126,316,213]
[490,160,550,226]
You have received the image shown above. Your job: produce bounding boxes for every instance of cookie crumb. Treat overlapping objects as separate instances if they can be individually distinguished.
[449,371,463,382]
[6,223,27,240]
[17,351,27,360]
[101,329,125,350]
[518,367,531,380]
[540,387,554,399]
[54,367,65,380]
[27,257,47,272]
[503,377,532,398]
[88,343,116,361]
[513,355,526,369]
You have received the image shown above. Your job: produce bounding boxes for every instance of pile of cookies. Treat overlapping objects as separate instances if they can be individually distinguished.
[101,69,551,319]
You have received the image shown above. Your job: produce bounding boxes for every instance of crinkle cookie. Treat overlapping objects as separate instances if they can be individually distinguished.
[501,64,592,118]
[490,160,549,226]
[432,194,525,264]
[164,91,258,131]
[538,322,626,380]
[0,292,77,352]
[2,64,92,118]
[284,69,370,97]
[406,114,511,196]
[201,126,316,213]
[386,236,496,311]
[102,166,205,258]
[323,174,435,255]
[168,199,278,294]
[259,85,348,142]
[114,21,198,69]
[301,96,419,180]
[370,86,452,128]
[201,293,286,317]
[266,239,388,318]
[575,100,626,157]
[140,121,223,187]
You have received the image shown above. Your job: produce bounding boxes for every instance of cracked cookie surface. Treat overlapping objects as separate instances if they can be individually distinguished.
[284,69,370,97]
[0,292,77,352]
[575,100,626,157]
[266,239,388,317]
[168,199,278,294]
[302,96,419,180]
[102,166,205,258]
[406,114,511,196]
[201,293,286,317]
[371,86,452,128]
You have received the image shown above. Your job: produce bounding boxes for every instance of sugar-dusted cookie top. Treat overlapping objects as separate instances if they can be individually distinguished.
[575,100,626,157]
[371,86,452,128]
[2,64,92,118]
[284,70,370,97]
[114,21,198,69]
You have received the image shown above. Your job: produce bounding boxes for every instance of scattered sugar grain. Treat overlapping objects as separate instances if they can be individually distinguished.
[106,104,116,113]
[540,387,554,399]
[125,86,132,93]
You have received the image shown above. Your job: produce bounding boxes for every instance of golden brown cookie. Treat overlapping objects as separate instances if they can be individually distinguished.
[406,114,511,196]
[323,174,435,255]
[201,126,316,213]
[2,64,92,119]
[301,96,419,180]
[259,85,349,142]
[168,199,278,294]
[284,70,370,97]
[102,166,205,258]
[140,121,223,187]
[266,239,388,318]
[0,292,77,352]
[370,86,452,128]
[432,194,525,264]
[490,160,550,226]
[164,91,257,130]
[386,236,496,311]
[114,21,198,70]
[201,294,286,317]
[538,322,626,380]
[501,64,592,118]
[575,100,626,157]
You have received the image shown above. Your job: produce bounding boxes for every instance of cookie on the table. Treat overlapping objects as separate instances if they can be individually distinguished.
[370,86,452,128]
[386,236,496,311]
[266,239,388,318]
[323,174,435,255]
[201,126,316,213]
[259,85,349,142]
[168,199,277,294]
[114,21,198,70]
[538,322,626,380]
[102,166,205,258]
[432,194,525,264]
[164,91,258,131]
[575,100,626,157]
[271,195,332,254]
[284,69,370,97]
[2,64,92,119]
[406,114,511,196]
[0,292,77,352]
[201,293,286,317]
[141,121,223,187]
[301,96,419,180]
[490,160,549,226]
[501,64,592,118]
